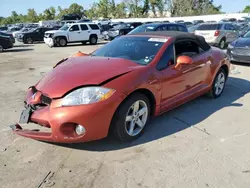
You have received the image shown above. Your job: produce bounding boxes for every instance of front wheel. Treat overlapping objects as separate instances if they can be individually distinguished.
[112,93,150,141]
[207,68,227,98]
[58,37,67,47]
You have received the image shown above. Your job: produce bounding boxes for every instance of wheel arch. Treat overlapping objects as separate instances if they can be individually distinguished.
[55,35,68,42]
[108,88,157,136]
[89,34,97,39]
[220,64,229,79]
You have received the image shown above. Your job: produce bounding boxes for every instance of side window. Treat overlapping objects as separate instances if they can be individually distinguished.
[80,24,88,30]
[89,24,100,30]
[168,25,178,31]
[156,26,164,31]
[157,43,175,70]
[224,24,231,30]
[229,24,236,30]
[69,25,80,31]
[175,40,200,58]
[177,26,186,32]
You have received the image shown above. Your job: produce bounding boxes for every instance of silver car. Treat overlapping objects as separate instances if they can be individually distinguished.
[195,23,239,49]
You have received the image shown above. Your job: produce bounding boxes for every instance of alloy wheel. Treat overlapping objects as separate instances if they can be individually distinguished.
[214,72,225,96]
[125,100,148,136]
[0,45,3,52]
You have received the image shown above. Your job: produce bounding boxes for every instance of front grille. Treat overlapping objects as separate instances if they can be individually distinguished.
[40,94,52,105]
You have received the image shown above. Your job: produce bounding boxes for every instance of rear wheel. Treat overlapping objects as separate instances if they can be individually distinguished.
[26,37,33,44]
[119,30,125,35]
[112,93,150,141]
[89,35,97,45]
[0,45,3,52]
[207,68,226,98]
[58,37,67,47]
[218,38,226,49]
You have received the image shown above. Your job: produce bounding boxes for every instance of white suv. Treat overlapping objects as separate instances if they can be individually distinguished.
[44,23,101,47]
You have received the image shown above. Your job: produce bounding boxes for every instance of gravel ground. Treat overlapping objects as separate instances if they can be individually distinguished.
[0,41,250,188]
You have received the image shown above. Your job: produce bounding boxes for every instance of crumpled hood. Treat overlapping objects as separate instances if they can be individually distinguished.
[234,37,250,47]
[35,56,143,98]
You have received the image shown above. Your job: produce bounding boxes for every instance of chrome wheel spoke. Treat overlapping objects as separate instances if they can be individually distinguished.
[133,101,140,114]
[138,107,147,116]
[129,121,135,135]
[136,119,144,128]
[126,115,133,122]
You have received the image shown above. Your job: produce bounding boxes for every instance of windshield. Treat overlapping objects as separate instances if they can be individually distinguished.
[92,36,165,65]
[197,24,222,30]
[112,24,127,30]
[60,25,70,31]
[129,25,156,34]
[243,31,250,38]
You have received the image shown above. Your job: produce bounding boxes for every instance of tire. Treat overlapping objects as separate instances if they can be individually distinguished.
[111,93,151,141]
[58,37,67,47]
[26,37,33,44]
[89,35,97,45]
[82,41,87,45]
[0,45,3,52]
[207,68,227,99]
[218,38,226,49]
[119,30,125,35]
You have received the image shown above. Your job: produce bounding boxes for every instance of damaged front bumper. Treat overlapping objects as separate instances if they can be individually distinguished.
[10,86,126,143]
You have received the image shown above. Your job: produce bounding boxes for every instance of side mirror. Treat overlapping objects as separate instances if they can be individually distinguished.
[175,55,193,69]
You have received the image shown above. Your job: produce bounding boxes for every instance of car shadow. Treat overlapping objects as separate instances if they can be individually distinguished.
[231,61,250,67]
[5,48,34,52]
[50,77,250,151]
[14,44,34,47]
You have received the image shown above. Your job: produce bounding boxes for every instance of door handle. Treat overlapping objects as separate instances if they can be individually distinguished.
[88,31,91,33]
[77,32,81,34]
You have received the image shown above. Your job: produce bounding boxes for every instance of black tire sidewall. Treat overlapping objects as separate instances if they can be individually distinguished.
[27,38,33,44]
[211,69,226,98]
[89,36,97,45]
[112,93,151,141]
[59,38,67,47]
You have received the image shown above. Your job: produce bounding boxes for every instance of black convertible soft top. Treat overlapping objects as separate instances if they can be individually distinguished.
[131,31,211,51]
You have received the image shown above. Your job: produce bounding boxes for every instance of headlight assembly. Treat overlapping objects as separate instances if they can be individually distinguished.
[62,87,115,106]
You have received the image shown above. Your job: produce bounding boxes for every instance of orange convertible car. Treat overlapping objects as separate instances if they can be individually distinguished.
[10,32,230,143]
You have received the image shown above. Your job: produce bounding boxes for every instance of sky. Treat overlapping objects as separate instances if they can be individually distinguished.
[0,0,249,17]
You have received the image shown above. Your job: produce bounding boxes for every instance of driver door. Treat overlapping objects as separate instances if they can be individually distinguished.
[68,25,81,42]
[159,40,207,112]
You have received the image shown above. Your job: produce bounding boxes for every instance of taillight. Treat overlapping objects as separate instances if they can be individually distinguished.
[214,30,220,36]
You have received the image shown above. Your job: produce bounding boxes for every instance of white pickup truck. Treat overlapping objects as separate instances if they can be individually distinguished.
[44,23,101,47]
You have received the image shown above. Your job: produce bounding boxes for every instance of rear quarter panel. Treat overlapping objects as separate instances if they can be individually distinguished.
[209,47,230,84]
